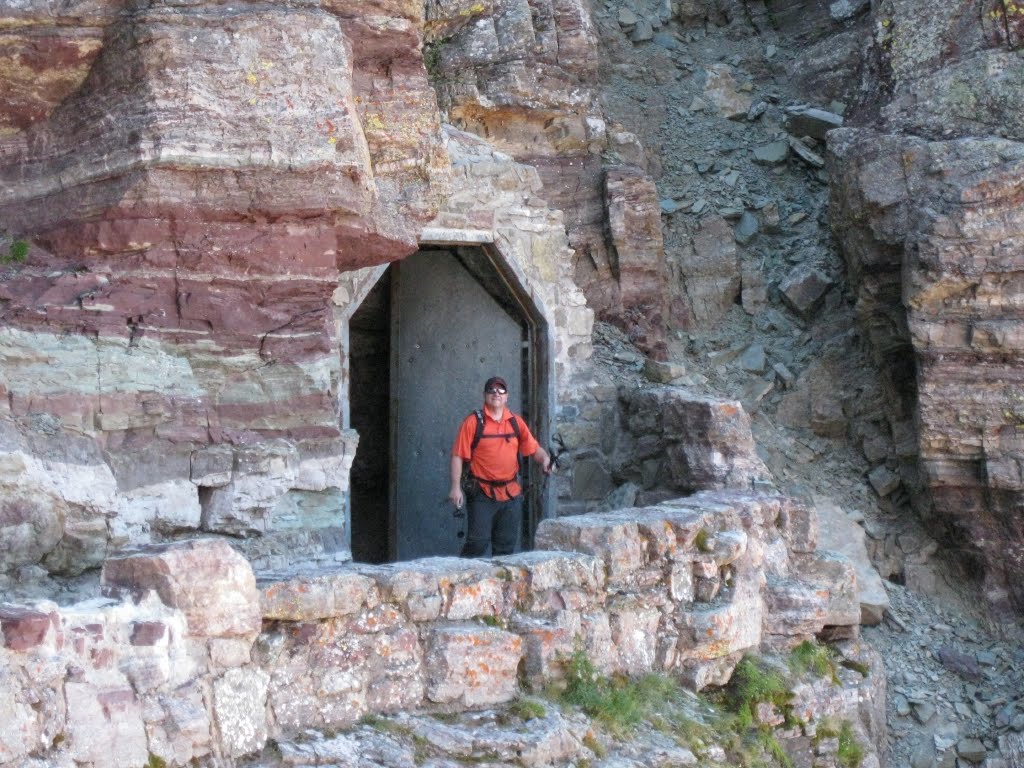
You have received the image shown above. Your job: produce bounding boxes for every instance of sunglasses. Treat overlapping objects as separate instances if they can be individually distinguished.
[485,388,507,395]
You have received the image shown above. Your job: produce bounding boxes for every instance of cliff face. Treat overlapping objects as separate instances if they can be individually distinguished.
[0,0,449,573]
[426,0,672,358]
[828,0,1024,610]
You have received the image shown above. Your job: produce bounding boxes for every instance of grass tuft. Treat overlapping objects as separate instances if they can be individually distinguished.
[2,239,29,264]
[508,697,547,721]
[837,721,864,768]
[560,651,681,736]
[728,656,792,728]
[788,640,839,684]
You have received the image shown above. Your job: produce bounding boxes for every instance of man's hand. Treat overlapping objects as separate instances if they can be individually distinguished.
[533,447,554,475]
[449,455,465,509]
[449,485,464,510]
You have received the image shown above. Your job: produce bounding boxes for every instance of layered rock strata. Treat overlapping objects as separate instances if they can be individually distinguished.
[828,0,1024,610]
[0,490,882,766]
[425,0,672,356]
[0,4,596,572]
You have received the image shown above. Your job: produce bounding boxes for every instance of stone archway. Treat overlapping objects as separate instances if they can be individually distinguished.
[345,242,552,562]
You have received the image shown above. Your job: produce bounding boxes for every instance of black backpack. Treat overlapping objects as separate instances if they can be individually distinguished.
[464,410,523,493]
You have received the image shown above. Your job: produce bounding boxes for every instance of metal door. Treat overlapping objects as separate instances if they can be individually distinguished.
[391,250,524,560]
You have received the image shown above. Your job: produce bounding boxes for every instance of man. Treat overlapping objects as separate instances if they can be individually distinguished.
[448,376,552,557]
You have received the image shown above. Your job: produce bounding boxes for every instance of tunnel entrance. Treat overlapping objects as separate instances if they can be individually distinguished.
[348,245,550,563]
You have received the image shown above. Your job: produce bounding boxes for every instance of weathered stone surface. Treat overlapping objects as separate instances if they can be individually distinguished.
[65,681,148,768]
[673,215,741,327]
[779,265,833,319]
[0,667,38,765]
[259,566,379,622]
[213,667,270,758]
[784,107,843,141]
[0,604,59,652]
[702,63,752,120]
[604,166,670,359]
[623,388,768,492]
[830,126,1024,611]
[102,539,261,640]
[424,624,522,707]
[753,140,790,166]
[0,486,873,765]
[814,497,889,625]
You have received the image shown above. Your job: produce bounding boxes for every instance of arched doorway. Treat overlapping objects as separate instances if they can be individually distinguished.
[348,244,551,562]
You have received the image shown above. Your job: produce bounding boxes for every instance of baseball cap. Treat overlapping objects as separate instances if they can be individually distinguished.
[483,376,507,393]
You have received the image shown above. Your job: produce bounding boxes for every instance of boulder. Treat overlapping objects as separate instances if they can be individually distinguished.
[814,496,890,625]
[102,539,261,641]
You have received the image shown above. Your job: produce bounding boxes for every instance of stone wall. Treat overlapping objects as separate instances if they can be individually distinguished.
[0,489,881,767]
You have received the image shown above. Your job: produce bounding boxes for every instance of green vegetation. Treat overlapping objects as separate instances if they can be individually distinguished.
[727,656,792,730]
[837,721,865,768]
[145,755,168,768]
[2,239,28,264]
[788,640,840,684]
[423,41,446,81]
[840,657,870,677]
[560,650,678,735]
[757,730,793,768]
[507,697,547,721]
[694,528,714,553]
[543,649,862,768]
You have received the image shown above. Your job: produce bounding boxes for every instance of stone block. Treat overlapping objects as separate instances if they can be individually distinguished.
[571,457,614,501]
[657,393,768,491]
[784,107,843,141]
[763,578,829,636]
[813,496,889,625]
[445,574,506,621]
[702,63,752,119]
[644,358,686,384]
[682,596,762,661]
[510,614,577,689]
[0,605,59,652]
[190,445,234,488]
[867,465,900,496]
[0,672,37,765]
[102,539,261,640]
[424,624,521,707]
[753,140,790,165]
[260,568,380,621]
[65,682,148,768]
[609,602,661,674]
[213,667,270,758]
[495,550,605,614]
[778,496,818,554]
[535,513,646,585]
[148,684,212,765]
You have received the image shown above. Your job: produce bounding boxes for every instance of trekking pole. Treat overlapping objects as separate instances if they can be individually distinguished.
[542,434,568,490]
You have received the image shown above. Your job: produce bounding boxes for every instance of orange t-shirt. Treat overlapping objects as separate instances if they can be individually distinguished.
[452,409,540,500]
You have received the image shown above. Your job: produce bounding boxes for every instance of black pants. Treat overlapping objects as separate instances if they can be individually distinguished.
[460,490,523,558]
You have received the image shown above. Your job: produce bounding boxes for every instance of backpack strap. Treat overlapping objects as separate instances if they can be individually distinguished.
[469,410,520,454]
[471,409,485,452]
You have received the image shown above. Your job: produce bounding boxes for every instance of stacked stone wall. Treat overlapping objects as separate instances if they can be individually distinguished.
[0,490,880,766]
